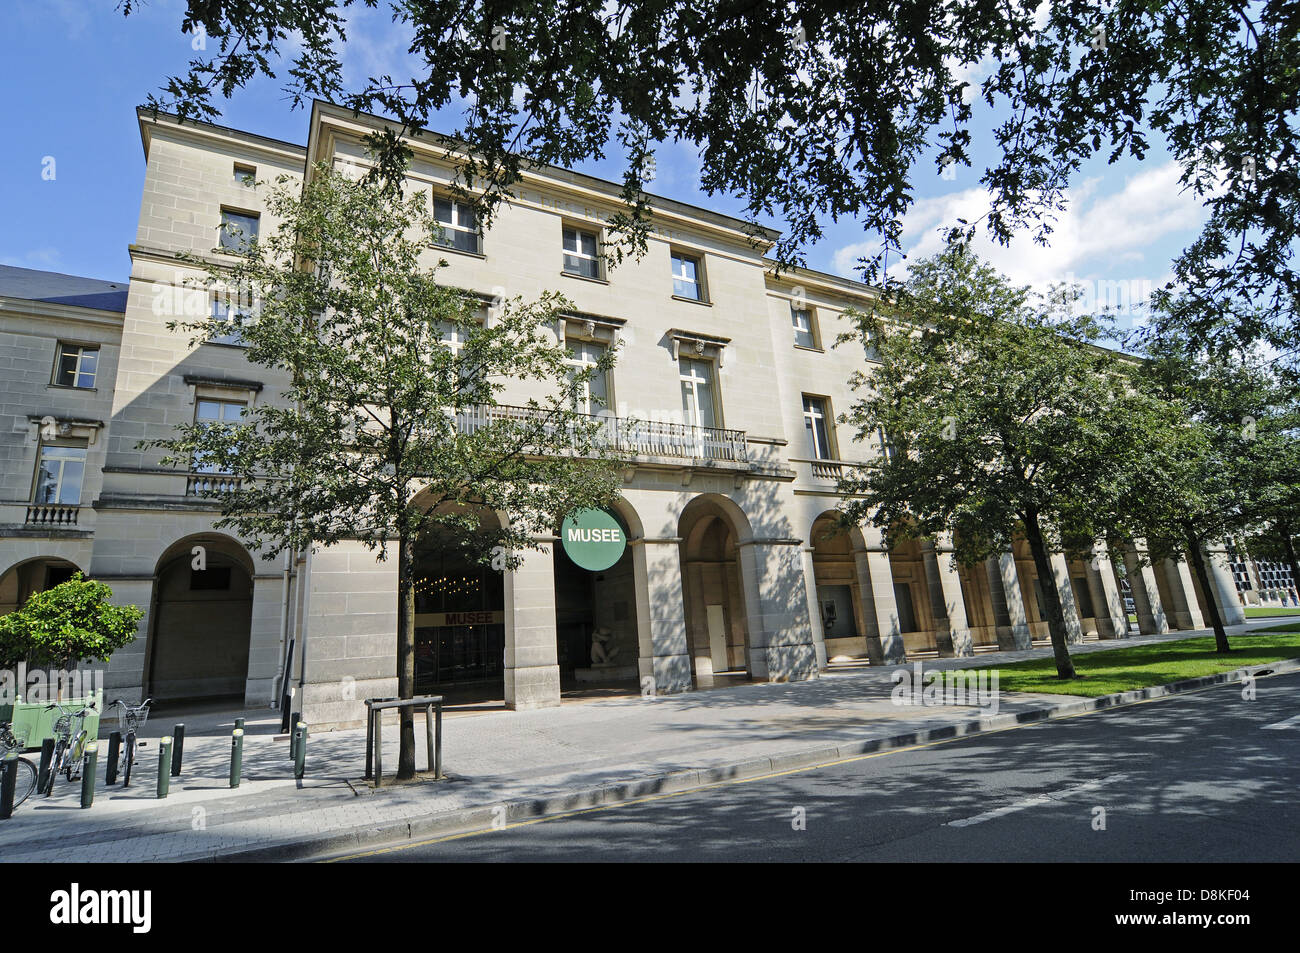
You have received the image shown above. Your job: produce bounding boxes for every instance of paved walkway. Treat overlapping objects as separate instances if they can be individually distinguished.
[0,621,1285,862]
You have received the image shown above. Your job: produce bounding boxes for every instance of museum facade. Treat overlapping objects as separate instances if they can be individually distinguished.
[0,103,1265,727]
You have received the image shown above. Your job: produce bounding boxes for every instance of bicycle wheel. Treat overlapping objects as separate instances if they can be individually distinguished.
[44,741,67,796]
[12,757,38,808]
[123,735,136,787]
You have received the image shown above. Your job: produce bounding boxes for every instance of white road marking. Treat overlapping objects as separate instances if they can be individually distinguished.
[1262,713,1300,730]
[946,774,1127,828]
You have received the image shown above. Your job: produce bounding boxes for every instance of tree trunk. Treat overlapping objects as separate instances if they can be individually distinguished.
[1184,525,1230,653]
[396,532,417,780]
[1022,509,1077,680]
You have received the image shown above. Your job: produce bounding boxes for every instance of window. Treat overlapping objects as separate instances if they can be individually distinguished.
[190,567,232,591]
[802,395,834,459]
[33,443,87,505]
[193,399,246,473]
[792,305,817,348]
[209,286,254,346]
[565,340,608,414]
[679,357,717,429]
[433,197,479,253]
[53,343,98,388]
[234,163,256,186]
[671,252,703,300]
[219,209,260,254]
[562,226,600,278]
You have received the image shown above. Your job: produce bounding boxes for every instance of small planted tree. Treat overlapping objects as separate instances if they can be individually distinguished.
[836,247,1177,679]
[0,573,143,673]
[149,165,623,779]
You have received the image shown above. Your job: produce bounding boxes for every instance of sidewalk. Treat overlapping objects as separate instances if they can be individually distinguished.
[0,621,1288,862]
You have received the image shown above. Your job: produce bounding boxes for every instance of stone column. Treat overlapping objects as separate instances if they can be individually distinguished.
[736,538,819,682]
[801,545,829,670]
[633,538,693,695]
[1161,558,1205,630]
[1049,552,1085,643]
[1123,544,1169,635]
[102,577,156,706]
[854,528,905,663]
[504,539,561,710]
[922,538,973,657]
[1204,544,1247,626]
[1085,545,1129,639]
[986,552,1032,650]
[245,571,287,706]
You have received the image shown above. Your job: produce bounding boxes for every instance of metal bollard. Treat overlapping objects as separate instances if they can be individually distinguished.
[156,736,172,799]
[105,731,121,785]
[171,724,185,777]
[293,721,307,780]
[230,729,244,788]
[81,744,98,809]
[234,717,245,732]
[1,753,17,819]
[37,739,54,795]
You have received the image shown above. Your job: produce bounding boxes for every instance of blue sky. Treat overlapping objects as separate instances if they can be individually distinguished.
[1,1,1209,331]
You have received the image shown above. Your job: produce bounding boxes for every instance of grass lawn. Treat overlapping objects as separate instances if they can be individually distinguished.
[1244,606,1300,617]
[956,629,1300,697]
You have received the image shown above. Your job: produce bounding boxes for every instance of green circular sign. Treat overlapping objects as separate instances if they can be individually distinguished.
[561,508,627,571]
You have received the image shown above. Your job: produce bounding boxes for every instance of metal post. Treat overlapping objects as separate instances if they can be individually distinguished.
[171,724,185,777]
[230,729,244,788]
[424,703,434,776]
[105,730,121,785]
[293,721,307,780]
[80,744,97,809]
[364,703,374,781]
[37,739,54,794]
[156,736,172,798]
[374,708,383,787]
[435,701,442,780]
[234,717,245,732]
[1,753,17,819]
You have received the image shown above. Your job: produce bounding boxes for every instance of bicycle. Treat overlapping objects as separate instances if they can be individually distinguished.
[0,722,38,809]
[109,698,153,787]
[41,699,96,796]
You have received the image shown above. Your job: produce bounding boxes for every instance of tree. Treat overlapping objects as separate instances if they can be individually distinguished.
[120,1,1300,350]
[0,574,143,672]
[149,165,623,779]
[1127,319,1300,649]
[835,247,1178,679]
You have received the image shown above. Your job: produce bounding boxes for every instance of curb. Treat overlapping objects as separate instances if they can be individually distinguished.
[199,656,1300,863]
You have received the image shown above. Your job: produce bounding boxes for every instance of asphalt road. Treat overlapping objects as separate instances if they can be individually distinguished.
[328,669,1300,863]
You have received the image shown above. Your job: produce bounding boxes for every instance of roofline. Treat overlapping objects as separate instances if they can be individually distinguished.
[137,107,307,165]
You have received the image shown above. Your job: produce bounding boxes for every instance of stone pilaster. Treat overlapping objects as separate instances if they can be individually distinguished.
[1086,545,1129,639]
[1124,543,1169,635]
[633,537,693,695]
[801,545,829,670]
[922,538,973,657]
[854,527,905,663]
[736,538,819,682]
[504,539,562,710]
[1204,544,1248,626]
[1049,552,1084,643]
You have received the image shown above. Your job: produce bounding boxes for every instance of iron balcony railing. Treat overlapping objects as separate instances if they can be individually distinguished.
[456,404,749,463]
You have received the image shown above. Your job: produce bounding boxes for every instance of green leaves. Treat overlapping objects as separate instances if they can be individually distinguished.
[0,574,143,671]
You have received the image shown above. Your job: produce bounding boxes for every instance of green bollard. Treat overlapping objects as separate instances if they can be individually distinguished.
[230,729,244,788]
[105,731,121,785]
[1,752,18,819]
[80,744,98,809]
[37,739,54,794]
[293,721,307,780]
[234,717,245,732]
[171,724,185,777]
[156,736,172,799]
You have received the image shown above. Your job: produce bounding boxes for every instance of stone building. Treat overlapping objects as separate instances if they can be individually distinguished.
[0,103,1250,727]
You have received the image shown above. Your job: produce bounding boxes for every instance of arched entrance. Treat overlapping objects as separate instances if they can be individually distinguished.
[808,513,868,659]
[147,535,254,704]
[679,495,752,685]
[0,556,81,617]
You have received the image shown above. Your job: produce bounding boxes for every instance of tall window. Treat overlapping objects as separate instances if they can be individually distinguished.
[565,340,608,414]
[679,357,716,429]
[193,399,246,473]
[433,197,479,253]
[210,285,254,346]
[802,395,833,459]
[33,444,86,505]
[791,305,817,348]
[562,227,600,278]
[671,252,703,300]
[53,343,98,388]
[219,209,260,254]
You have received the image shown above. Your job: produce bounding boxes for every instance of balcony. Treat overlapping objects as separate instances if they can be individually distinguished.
[25,504,79,526]
[457,404,749,464]
[791,457,864,485]
[186,474,243,496]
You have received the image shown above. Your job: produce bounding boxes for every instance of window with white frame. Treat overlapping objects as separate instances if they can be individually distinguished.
[193,399,246,473]
[562,226,600,278]
[565,340,609,414]
[52,343,98,388]
[679,357,717,429]
[802,395,833,459]
[791,305,817,348]
[33,443,87,505]
[219,209,260,254]
[433,196,480,253]
[671,252,704,300]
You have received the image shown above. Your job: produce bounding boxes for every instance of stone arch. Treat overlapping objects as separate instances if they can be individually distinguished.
[806,511,870,660]
[678,493,755,683]
[0,554,85,617]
